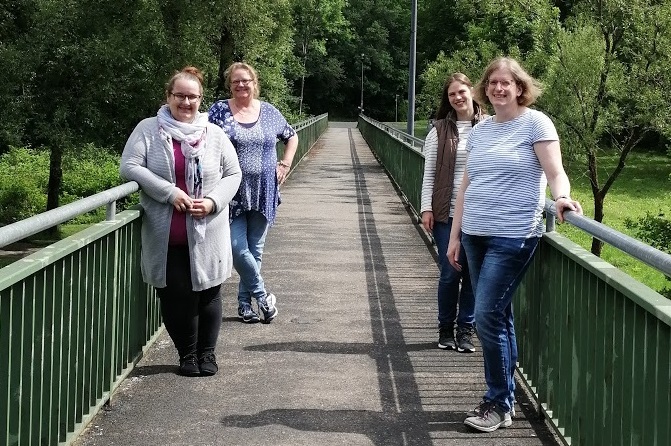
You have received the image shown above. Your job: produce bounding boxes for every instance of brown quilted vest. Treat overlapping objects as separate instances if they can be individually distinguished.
[431,108,487,223]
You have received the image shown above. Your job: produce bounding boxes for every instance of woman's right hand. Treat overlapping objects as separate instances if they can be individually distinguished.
[172,189,193,213]
[421,211,434,232]
[447,238,462,272]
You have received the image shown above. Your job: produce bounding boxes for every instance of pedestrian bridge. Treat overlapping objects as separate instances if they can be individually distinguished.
[1,115,670,446]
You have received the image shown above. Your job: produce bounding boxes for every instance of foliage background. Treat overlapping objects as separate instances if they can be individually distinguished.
[1,0,669,287]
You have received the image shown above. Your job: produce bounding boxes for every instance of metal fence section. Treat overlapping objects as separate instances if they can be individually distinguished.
[516,232,671,446]
[358,115,425,152]
[0,114,329,446]
[357,115,425,220]
[0,209,160,446]
[360,117,671,446]
[278,113,329,172]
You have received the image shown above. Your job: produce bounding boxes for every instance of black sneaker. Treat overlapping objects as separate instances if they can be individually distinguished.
[438,326,456,349]
[456,326,476,353]
[179,354,200,377]
[198,352,218,376]
[258,293,278,323]
[239,303,260,323]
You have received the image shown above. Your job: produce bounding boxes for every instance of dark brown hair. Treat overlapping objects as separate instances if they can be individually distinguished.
[434,73,483,121]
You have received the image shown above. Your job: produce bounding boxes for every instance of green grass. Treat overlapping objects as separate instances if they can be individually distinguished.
[558,152,671,294]
[387,120,431,140]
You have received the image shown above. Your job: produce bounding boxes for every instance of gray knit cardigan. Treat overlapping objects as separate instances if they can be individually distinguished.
[120,116,242,291]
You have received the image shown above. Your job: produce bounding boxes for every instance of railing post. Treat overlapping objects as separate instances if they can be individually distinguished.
[546,213,556,232]
[106,201,116,221]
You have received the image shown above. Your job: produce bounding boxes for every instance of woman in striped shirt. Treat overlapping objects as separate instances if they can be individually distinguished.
[447,58,582,432]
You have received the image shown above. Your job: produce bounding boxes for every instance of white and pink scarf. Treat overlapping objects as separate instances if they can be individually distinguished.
[157,104,208,242]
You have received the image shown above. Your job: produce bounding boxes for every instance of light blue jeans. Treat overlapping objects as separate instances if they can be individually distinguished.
[432,219,475,329]
[461,234,540,413]
[230,210,270,307]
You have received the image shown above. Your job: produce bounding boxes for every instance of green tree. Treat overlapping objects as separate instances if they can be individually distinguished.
[417,0,560,117]
[326,0,409,120]
[212,0,298,117]
[291,0,350,116]
[540,1,671,256]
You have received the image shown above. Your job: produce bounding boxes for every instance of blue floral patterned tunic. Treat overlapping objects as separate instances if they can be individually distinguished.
[208,100,296,225]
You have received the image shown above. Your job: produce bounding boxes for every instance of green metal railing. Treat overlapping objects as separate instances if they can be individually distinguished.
[0,113,328,446]
[516,231,671,446]
[0,209,160,446]
[358,115,424,220]
[360,114,671,446]
[278,113,329,172]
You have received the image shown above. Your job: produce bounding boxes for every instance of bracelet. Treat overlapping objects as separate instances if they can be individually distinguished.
[554,195,570,201]
[277,160,290,168]
[205,197,217,212]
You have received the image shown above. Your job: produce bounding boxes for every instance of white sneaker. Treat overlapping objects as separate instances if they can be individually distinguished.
[258,293,278,322]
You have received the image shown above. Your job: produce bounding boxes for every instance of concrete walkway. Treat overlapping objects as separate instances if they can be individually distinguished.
[73,124,561,446]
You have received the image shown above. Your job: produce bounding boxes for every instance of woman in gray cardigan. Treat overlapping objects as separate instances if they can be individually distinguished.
[121,66,241,377]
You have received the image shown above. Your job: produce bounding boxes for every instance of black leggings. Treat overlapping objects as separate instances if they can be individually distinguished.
[156,246,222,359]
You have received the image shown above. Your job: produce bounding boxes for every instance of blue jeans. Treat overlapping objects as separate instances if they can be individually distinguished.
[230,210,270,307]
[461,234,540,413]
[433,219,475,329]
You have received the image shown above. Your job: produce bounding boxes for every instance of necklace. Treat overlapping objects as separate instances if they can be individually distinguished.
[231,100,255,116]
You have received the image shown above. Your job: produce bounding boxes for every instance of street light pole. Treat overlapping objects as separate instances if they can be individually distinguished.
[360,53,364,115]
[395,94,399,122]
[406,0,417,135]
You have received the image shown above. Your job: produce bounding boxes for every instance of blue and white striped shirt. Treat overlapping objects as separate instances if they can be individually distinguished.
[463,109,559,238]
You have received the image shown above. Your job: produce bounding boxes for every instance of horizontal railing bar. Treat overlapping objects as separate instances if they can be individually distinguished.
[292,113,328,132]
[359,115,425,153]
[545,198,671,277]
[0,182,139,249]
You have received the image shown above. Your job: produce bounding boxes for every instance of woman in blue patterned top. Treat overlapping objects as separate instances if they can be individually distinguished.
[447,57,582,432]
[209,62,298,324]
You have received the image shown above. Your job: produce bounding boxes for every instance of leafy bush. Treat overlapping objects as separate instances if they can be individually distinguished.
[62,143,123,197]
[0,147,49,223]
[0,145,125,225]
[624,211,671,298]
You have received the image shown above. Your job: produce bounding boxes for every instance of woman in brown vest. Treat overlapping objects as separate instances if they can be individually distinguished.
[420,73,487,352]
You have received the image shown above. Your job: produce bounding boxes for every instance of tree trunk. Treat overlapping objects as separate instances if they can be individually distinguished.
[215,27,234,98]
[46,145,63,237]
[299,44,308,116]
[591,192,604,257]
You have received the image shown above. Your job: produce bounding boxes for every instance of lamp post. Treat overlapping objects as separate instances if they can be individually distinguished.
[360,53,364,115]
[395,94,399,122]
[407,0,417,135]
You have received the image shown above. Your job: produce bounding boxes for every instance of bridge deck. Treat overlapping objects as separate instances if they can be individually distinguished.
[73,124,561,446]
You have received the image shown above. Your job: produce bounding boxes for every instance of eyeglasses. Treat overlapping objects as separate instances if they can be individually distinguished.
[170,93,202,102]
[231,79,253,86]
[488,79,516,88]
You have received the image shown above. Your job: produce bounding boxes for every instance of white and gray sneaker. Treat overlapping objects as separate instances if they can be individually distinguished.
[466,400,515,418]
[258,293,278,323]
[464,401,513,432]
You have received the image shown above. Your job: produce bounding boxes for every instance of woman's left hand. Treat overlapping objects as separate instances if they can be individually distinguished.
[188,198,214,219]
[277,162,290,185]
[555,197,583,223]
